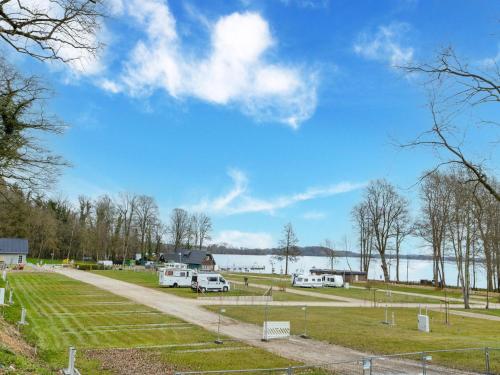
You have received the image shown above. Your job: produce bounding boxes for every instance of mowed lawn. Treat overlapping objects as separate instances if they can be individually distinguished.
[2,272,299,373]
[223,274,441,304]
[206,305,500,373]
[91,269,330,301]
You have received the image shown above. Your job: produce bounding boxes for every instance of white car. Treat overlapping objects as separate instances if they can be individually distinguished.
[191,273,230,292]
[321,274,344,287]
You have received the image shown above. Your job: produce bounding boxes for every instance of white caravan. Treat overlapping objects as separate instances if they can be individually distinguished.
[159,263,194,287]
[292,274,323,288]
[191,273,230,292]
[321,274,344,288]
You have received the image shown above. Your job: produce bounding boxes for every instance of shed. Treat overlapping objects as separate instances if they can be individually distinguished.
[0,238,29,265]
[163,250,216,271]
[309,268,368,282]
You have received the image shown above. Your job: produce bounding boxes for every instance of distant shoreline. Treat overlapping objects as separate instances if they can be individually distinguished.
[209,247,482,263]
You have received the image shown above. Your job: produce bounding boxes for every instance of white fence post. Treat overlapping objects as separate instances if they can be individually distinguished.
[1,270,6,281]
[19,307,27,325]
[8,289,13,305]
[0,288,4,305]
[63,346,81,375]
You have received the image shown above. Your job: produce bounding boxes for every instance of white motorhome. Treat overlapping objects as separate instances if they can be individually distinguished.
[292,274,323,288]
[191,273,230,292]
[321,274,344,288]
[158,263,194,288]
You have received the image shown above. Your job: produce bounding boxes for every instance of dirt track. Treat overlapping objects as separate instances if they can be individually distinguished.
[54,268,482,375]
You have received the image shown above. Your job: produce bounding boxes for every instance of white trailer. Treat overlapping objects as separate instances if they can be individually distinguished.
[292,274,323,288]
[191,273,230,292]
[321,274,344,287]
[159,263,194,288]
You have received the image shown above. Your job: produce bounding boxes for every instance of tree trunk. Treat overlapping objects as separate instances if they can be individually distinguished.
[380,253,389,282]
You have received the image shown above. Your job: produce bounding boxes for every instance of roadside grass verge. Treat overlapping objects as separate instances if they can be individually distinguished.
[357,281,497,301]
[456,308,500,317]
[27,258,64,265]
[2,272,299,373]
[91,270,329,301]
[206,305,500,373]
[0,344,51,375]
[224,274,440,304]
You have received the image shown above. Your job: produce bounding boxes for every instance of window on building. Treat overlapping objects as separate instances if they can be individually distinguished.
[18,255,23,264]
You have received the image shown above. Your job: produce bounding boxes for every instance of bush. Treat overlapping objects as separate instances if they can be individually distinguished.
[74,263,105,271]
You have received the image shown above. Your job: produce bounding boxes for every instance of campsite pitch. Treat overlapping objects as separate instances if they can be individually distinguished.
[1,272,301,374]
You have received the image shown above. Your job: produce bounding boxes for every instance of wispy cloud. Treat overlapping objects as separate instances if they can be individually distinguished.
[354,22,414,68]
[278,0,330,9]
[478,46,500,69]
[98,0,318,128]
[210,230,274,248]
[302,211,327,220]
[189,169,365,215]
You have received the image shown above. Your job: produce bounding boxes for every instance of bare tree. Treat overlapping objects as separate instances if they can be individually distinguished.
[195,213,212,250]
[135,195,159,257]
[446,169,477,308]
[363,179,407,282]
[117,193,137,262]
[352,202,373,273]
[322,238,336,270]
[0,0,103,62]
[472,180,500,293]
[390,197,411,282]
[417,171,452,287]
[0,58,67,190]
[93,194,114,260]
[274,222,300,275]
[168,208,189,251]
[401,48,499,202]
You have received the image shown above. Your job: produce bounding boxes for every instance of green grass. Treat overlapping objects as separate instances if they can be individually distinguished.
[2,272,299,373]
[224,274,440,304]
[457,309,500,317]
[357,281,497,301]
[206,305,500,373]
[0,344,52,374]
[91,269,329,301]
[26,258,63,265]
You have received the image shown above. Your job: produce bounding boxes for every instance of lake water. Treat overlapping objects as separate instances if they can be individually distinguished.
[212,253,488,289]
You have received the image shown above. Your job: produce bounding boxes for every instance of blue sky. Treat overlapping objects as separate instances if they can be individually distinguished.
[10,0,500,249]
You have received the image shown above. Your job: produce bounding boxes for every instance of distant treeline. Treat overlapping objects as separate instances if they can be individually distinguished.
[207,245,472,262]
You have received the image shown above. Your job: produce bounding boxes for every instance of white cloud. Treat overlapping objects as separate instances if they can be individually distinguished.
[354,22,414,68]
[278,0,330,9]
[479,46,500,69]
[190,169,365,215]
[100,1,317,128]
[302,211,327,220]
[211,230,274,249]
[99,79,121,94]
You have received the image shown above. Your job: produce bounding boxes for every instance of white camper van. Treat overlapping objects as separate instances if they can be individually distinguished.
[191,273,230,292]
[321,274,344,288]
[159,263,194,287]
[292,274,323,288]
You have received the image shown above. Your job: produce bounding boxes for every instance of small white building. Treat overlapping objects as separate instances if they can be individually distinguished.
[0,238,29,266]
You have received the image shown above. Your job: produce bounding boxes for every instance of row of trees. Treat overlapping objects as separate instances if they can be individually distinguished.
[0,183,212,261]
[352,169,499,308]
